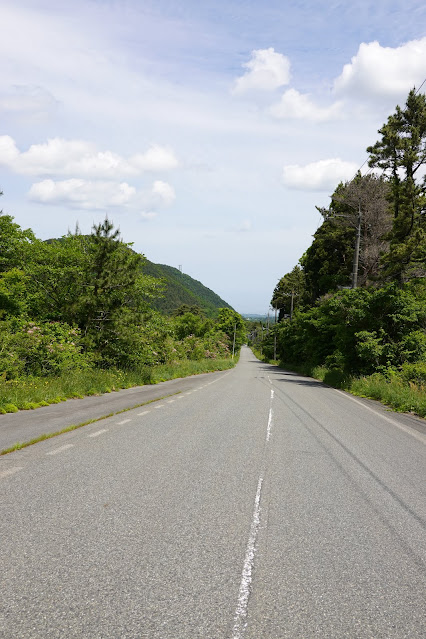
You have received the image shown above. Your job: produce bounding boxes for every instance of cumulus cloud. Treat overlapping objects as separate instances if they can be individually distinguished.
[269,88,343,122]
[29,179,137,209]
[334,38,426,99]
[28,178,176,212]
[0,136,179,178]
[151,180,176,206]
[283,158,359,191]
[232,48,291,94]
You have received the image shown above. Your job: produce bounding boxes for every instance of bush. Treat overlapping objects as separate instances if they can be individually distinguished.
[399,361,426,385]
[0,319,91,379]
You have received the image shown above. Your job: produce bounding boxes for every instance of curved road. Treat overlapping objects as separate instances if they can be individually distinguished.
[1,346,425,638]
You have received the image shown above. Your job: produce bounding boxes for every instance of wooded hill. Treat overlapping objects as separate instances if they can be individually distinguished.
[142,260,233,316]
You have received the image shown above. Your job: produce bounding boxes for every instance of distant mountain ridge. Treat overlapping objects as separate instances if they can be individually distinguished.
[143,259,233,317]
[45,236,232,317]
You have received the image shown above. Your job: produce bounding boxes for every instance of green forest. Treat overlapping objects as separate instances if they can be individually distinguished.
[255,89,426,417]
[0,213,246,415]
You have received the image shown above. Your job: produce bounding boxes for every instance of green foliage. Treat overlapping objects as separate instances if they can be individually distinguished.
[173,311,212,340]
[0,208,236,407]
[367,89,426,280]
[269,91,426,408]
[300,217,355,301]
[216,307,246,351]
[0,319,91,379]
[271,266,305,319]
[142,261,233,317]
[276,281,426,376]
[0,212,36,273]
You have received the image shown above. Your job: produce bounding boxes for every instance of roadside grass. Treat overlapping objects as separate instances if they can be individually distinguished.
[0,358,237,414]
[151,358,236,383]
[251,347,426,419]
[349,374,426,418]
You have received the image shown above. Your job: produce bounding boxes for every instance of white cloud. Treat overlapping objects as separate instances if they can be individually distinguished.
[334,38,426,99]
[28,179,137,210]
[283,158,359,192]
[269,89,343,122]
[28,178,176,212]
[0,136,179,178]
[232,48,291,94]
[152,180,176,206]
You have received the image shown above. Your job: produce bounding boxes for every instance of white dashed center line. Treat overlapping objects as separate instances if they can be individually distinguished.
[117,418,131,425]
[46,444,74,456]
[0,466,23,479]
[137,410,150,416]
[232,475,264,639]
[88,429,108,438]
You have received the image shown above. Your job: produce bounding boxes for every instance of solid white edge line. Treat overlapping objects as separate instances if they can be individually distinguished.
[232,475,264,639]
[333,389,426,445]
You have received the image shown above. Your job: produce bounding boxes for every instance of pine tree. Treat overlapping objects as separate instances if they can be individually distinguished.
[367,89,426,281]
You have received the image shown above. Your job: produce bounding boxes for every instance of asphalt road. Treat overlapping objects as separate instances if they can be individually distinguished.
[1,346,425,638]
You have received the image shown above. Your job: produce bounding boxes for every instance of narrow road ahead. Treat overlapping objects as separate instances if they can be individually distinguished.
[1,347,426,638]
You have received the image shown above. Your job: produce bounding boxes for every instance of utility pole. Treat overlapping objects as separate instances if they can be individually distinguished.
[352,201,362,289]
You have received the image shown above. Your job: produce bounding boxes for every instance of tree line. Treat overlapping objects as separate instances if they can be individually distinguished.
[0,211,246,381]
[264,89,426,384]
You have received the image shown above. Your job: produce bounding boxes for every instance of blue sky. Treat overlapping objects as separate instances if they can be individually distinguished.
[1,0,426,313]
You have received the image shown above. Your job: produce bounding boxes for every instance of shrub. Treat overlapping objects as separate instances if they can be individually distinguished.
[0,319,91,379]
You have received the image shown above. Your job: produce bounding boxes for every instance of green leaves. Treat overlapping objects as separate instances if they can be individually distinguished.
[367,89,426,280]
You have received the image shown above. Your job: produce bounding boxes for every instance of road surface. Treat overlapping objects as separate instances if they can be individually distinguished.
[1,346,425,638]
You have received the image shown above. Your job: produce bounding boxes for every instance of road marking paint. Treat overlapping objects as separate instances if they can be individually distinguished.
[0,466,23,479]
[176,396,185,400]
[166,400,175,404]
[266,390,274,442]
[232,475,264,639]
[333,389,426,445]
[266,409,273,442]
[117,418,131,425]
[155,404,165,409]
[137,410,150,416]
[46,444,74,456]
[88,429,108,438]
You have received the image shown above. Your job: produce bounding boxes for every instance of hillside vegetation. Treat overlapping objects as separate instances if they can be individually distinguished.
[0,213,245,414]
[142,260,233,316]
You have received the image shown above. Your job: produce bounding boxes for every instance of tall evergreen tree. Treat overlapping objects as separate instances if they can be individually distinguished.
[367,89,426,281]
